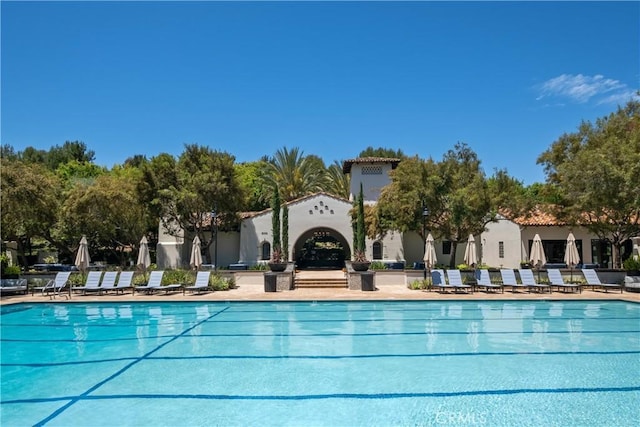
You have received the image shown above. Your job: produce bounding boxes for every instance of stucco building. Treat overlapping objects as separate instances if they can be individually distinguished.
[157,157,640,270]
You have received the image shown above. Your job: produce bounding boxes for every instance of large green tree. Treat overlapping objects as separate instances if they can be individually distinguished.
[0,159,62,265]
[537,99,640,267]
[376,144,496,267]
[235,160,271,211]
[56,169,151,265]
[157,145,245,264]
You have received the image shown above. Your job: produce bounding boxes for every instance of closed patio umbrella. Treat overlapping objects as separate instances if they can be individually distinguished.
[137,236,151,279]
[423,233,437,281]
[190,235,203,270]
[75,236,91,272]
[564,232,580,282]
[464,234,478,268]
[74,236,91,298]
[529,234,546,281]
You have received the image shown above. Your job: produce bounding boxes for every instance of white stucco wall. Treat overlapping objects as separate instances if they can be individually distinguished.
[349,162,394,203]
[481,217,523,269]
[156,220,184,269]
[239,193,406,265]
[204,231,241,268]
[375,230,405,262]
[240,194,355,264]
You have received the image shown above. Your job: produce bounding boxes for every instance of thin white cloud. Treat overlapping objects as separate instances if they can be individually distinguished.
[596,89,640,105]
[535,74,636,105]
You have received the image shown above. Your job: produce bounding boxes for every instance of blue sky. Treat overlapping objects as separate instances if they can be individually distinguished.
[2,1,638,185]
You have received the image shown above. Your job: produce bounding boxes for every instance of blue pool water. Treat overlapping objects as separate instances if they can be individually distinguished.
[1,300,639,426]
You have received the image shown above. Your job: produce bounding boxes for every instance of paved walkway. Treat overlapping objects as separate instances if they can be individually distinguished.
[2,284,639,304]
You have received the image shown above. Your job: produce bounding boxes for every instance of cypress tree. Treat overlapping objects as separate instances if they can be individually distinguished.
[282,203,289,261]
[356,183,366,254]
[271,186,281,255]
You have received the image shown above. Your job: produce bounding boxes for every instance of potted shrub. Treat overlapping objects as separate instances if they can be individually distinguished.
[623,257,640,276]
[268,248,287,272]
[351,250,370,272]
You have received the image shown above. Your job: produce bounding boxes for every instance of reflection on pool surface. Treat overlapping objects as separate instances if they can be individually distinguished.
[1,300,639,426]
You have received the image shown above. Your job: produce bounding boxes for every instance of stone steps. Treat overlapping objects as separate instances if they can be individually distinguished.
[294,277,348,289]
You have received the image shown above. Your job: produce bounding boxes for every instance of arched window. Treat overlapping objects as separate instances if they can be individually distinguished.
[261,242,271,260]
[372,241,383,260]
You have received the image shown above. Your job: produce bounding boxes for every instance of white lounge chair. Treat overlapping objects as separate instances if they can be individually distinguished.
[134,271,182,295]
[94,271,118,294]
[184,271,212,294]
[100,271,133,294]
[547,269,582,293]
[475,269,503,293]
[446,269,473,293]
[431,269,455,293]
[0,278,28,295]
[500,269,529,293]
[517,268,551,293]
[71,271,103,295]
[581,269,622,293]
[33,271,72,297]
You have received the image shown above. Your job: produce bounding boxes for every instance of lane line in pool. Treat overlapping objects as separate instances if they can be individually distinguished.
[4,315,638,328]
[4,328,639,344]
[6,385,640,405]
[32,306,231,427]
[7,349,639,369]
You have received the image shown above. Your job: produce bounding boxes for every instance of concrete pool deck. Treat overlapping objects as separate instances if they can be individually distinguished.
[2,282,639,304]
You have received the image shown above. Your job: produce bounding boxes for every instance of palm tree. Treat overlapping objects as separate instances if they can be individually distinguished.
[324,160,350,199]
[266,147,327,201]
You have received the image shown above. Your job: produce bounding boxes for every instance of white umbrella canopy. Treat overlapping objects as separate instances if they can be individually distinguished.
[74,236,91,272]
[423,233,437,269]
[464,234,478,267]
[564,232,580,268]
[564,232,580,281]
[529,234,547,268]
[529,233,546,281]
[137,236,151,271]
[190,235,203,270]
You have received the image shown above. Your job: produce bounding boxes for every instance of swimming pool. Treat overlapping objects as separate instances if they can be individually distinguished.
[1,300,639,426]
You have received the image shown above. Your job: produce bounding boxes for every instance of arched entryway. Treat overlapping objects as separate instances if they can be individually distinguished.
[293,227,351,270]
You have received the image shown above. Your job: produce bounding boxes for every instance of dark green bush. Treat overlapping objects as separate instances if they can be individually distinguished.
[623,257,640,270]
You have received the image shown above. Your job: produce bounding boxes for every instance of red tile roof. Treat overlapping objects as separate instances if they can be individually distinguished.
[511,208,569,226]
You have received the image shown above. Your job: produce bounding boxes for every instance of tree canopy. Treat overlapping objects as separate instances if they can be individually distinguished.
[537,98,640,267]
[3,102,638,270]
[358,146,406,159]
[157,144,245,264]
[376,144,506,267]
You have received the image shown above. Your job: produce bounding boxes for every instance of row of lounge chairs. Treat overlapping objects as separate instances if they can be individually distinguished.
[430,268,624,294]
[30,270,213,296]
